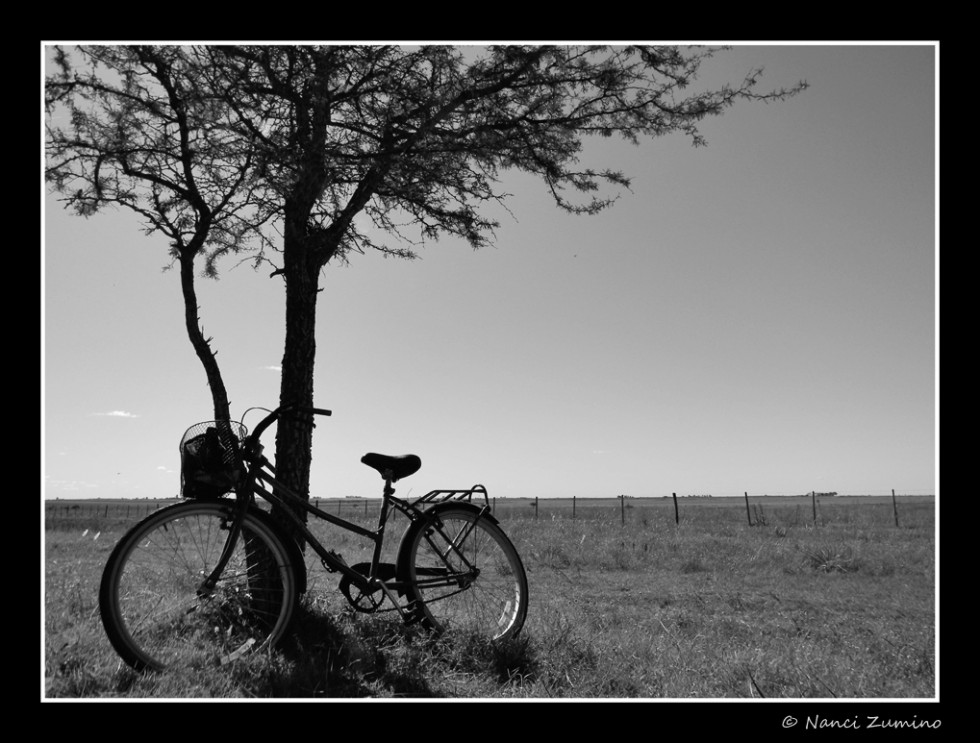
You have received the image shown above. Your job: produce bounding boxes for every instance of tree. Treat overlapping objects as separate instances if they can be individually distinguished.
[45,45,257,423]
[46,44,805,527]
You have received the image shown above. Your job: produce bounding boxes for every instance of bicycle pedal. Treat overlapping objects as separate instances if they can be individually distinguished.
[322,550,348,573]
[402,601,426,625]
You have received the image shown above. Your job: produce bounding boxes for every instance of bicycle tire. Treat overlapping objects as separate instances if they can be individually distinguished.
[398,504,528,642]
[99,500,298,671]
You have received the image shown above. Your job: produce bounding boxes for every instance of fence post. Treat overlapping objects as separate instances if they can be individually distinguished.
[811,491,817,525]
[744,492,752,526]
[572,495,576,519]
[534,496,539,520]
[672,492,679,525]
[620,495,625,526]
[892,488,900,527]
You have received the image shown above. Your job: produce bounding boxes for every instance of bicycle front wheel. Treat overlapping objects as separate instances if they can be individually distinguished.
[99,501,298,671]
[401,505,528,642]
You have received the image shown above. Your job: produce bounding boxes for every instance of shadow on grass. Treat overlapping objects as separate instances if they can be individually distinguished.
[266,602,431,697]
[60,598,540,698]
[268,598,540,698]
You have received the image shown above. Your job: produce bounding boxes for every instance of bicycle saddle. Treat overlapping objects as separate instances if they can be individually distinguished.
[360,452,422,482]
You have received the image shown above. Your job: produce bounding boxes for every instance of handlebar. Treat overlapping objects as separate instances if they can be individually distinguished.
[244,405,332,452]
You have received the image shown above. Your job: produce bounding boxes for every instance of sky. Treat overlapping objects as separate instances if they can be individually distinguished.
[42,43,937,501]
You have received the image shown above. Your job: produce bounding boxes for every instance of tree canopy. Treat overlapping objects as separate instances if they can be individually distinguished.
[48,45,805,268]
[46,44,806,512]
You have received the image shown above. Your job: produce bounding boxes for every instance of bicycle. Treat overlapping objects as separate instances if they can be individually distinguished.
[98,405,529,672]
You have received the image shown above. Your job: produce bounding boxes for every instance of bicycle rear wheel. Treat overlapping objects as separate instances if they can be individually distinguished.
[99,500,298,671]
[400,504,528,642]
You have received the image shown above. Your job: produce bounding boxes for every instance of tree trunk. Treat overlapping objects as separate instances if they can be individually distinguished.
[179,250,231,422]
[272,229,321,535]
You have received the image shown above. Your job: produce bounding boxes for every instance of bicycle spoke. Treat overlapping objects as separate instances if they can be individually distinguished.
[405,507,527,641]
[100,502,297,671]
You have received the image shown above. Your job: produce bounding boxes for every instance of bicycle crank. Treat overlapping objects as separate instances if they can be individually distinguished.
[338,562,397,613]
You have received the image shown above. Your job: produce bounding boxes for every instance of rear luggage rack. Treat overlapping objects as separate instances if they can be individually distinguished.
[412,484,489,508]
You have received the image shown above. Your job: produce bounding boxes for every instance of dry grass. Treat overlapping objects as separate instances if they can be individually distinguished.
[44,497,935,699]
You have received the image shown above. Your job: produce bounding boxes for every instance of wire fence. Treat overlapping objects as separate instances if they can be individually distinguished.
[45,490,934,531]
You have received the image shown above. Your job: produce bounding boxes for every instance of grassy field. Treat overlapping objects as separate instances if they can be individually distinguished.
[43,495,936,700]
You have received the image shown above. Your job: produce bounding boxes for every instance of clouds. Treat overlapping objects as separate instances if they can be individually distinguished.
[92,410,139,418]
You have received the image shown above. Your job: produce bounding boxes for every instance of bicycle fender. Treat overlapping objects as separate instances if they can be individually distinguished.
[394,500,500,585]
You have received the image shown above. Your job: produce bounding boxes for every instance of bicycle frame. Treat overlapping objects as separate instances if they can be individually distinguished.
[256,466,407,580]
[234,440,493,620]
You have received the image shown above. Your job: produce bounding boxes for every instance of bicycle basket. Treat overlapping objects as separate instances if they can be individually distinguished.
[179,421,247,499]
